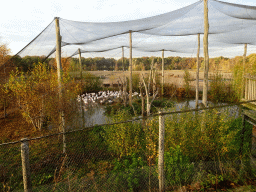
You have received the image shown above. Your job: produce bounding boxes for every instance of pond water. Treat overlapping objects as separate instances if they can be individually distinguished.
[79,99,240,127]
[82,105,111,127]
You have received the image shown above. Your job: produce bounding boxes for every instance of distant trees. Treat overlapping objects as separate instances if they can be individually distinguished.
[70,57,116,71]
[8,54,256,74]
[68,56,202,71]
[12,55,50,72]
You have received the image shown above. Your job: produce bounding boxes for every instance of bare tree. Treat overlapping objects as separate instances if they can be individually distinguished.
[118,77,128,107]
[139,81,145,117]
[141,58,158,116]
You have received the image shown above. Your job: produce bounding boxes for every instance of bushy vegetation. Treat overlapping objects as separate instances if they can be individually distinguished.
[164,145,194,187]
[81,72,103,93]
[105,97,174,116]
[1,106,255,191]
[209,73,238,103]
[8,62,80,131]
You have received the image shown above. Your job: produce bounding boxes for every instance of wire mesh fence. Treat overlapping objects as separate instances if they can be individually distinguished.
[0,102,256,191]
[0,142,23,191]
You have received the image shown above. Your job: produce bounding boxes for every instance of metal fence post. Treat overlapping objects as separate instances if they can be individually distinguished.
[21,138,32,192]
[158,111,165,192]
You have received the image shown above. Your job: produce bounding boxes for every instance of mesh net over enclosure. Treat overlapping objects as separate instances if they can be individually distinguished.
[14,0,256,60]
[2,0,256,191]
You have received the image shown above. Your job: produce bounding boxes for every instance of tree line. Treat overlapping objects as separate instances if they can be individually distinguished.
[1,52,256,76]
[70,56,199,71]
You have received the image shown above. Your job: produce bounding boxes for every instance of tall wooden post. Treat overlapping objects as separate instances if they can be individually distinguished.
[158,111,165,192]
[202,0,209,107]
[122,46,125,72]
[242,44,247,99]
[21,138,32,192]
[129,31,133,106]
[162,50,164,97]
[78,48,85,127]
[55,17,66,153]
[121,46,128,106]
[78,48,83,80]
[196,34,201,108]
[55,17,62,86]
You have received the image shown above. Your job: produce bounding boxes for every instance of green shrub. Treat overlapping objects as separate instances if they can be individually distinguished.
[110,153,149,192]
[103,109,145,158]
[165,108,240,161]
[209,73,238,103]
[164,145,194,187]
[82,72,103,93]
[232,63,243,99]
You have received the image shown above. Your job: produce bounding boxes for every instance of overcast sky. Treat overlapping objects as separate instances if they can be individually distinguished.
[1,0,256,55]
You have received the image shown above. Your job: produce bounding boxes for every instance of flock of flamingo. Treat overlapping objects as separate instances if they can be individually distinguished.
[77,90,139,106]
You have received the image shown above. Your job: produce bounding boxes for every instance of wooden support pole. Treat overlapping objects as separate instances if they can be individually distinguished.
[158,111,165,192]
[196,34,201,108]
[129,31,133,106]
[203,0,209,107]
[55,17,62,86]
[78,48,83,92]
[78,48,83,80]
[250,82,252,101]
[122,46,124,72]
[245,78,248,100]
[121,46,128,107]
[78,48,85,127]
[21,138,32,192]
[162,50,164,97]
[242,44,247,99]
[55,17,66,153]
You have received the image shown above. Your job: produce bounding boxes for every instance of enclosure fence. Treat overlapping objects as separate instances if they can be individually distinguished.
[1,100,256,192]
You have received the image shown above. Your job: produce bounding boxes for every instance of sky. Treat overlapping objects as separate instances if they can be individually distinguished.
[1,0,256,56]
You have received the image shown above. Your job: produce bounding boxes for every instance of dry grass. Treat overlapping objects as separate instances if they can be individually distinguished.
[0,106,51,142]
[82,70,232,91]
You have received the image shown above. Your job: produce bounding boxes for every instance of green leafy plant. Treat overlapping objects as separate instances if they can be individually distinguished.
[103,109,145,158]
[209,73,237,103]
[111,153,148,192]
[164,145,194,187]
[200,173,224,189]
[82,72,103,93]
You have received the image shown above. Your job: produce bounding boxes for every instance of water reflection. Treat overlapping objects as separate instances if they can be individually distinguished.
[81,104,110,127]
[174,99,240,118]
[79,99,240,127]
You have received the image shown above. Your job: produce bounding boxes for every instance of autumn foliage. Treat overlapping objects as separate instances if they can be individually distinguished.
[8,62,80,131]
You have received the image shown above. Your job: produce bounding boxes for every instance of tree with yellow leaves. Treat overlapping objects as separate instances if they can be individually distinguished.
[0,42,11,118]
[8,62,80,131]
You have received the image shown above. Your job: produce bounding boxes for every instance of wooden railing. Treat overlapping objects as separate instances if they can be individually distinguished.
[244,75,256,106]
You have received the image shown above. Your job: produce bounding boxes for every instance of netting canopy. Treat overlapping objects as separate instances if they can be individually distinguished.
[16,0,256,59]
